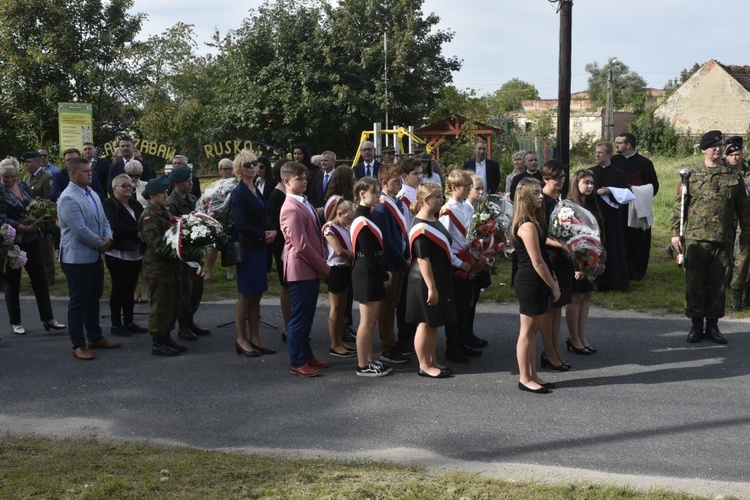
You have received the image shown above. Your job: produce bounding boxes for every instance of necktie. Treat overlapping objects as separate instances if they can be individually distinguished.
[366,165,371,177]
[323,172,330,192]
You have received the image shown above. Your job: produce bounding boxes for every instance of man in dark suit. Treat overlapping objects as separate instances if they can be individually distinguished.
[463,139,501,194]
[308,150,336,210]
[509,150,543,200]
[107,136,155,196]
[353,141,382,179]
[83,142,111,195]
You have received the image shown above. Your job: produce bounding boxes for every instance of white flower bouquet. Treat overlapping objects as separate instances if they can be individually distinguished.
[458,194,514,278]
[196,177,238,227]
[548,199,606,279]
[162,212,226,275]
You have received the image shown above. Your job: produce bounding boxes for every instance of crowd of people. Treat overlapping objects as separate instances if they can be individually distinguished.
[6,129,748,392]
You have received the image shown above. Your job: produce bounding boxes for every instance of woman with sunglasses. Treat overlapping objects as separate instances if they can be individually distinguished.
[103,174,146,337]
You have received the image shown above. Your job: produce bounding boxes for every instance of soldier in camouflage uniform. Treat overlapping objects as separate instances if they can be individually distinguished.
[670,130,750,344]
[166,165,211,342]
[724,137,750,309]
[139,177,185,356]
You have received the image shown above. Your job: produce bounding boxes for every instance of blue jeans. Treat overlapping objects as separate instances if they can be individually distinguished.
[287,279,319,367]
[62,260,104,349]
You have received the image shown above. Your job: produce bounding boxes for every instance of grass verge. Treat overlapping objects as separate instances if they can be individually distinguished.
[0,435,708,499]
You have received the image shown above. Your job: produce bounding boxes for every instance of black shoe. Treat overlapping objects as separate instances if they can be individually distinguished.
[125,323,148,334]
[540,353,571,371]
[110,325,132,337]
[467,335,489,348]
[518,381,550,394]
[445,347,470,364]
[165,337,187,352]
[418,368,452,379]
[380,349,409,364]
[731,291,743,310]
[152,340,180,357]
[704,320,728,344]
[461,345,482,357]
[686,319,704,343]
[188,322,211,336]
[342,325,356,342]
[250,341,277,355]
[178,327,198,341]
[397,341,415,356]
[235,342,261,357]
[565,338,591,355]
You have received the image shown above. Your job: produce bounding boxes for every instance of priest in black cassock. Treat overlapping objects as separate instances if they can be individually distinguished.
[611,133,659,280]
[592,142,631,291]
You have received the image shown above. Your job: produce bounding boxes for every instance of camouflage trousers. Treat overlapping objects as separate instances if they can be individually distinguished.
[730,230,750,291]
[147,272,180,339]
[684,240,731,320]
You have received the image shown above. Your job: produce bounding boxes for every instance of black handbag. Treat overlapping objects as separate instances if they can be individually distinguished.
[221,239,244,267]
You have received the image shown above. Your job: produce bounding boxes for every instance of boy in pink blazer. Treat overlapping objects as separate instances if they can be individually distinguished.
[279,162,331,377]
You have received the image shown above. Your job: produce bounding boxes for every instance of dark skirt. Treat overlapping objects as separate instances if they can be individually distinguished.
[236,246,268,295]
[513,267,551,316]
[405,264,456,328]
[326,265,351,294]
[572,276,594,294]
[352,258,385,302]
[550,252,574,308]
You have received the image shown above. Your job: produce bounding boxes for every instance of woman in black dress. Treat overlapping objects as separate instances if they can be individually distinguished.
[512,178,560,394]
[565,169,603,354]
[406,183,456,378]
[541,160,573,371]
[351,177,392,377]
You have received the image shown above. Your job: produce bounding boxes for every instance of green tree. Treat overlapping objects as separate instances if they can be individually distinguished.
[663,62,703,95]
[132,23,217,167]
[210,0,461,156]
[486,78,540,117]
[0,0,144,154]
[585,59,647,114]
[428,85,484,122]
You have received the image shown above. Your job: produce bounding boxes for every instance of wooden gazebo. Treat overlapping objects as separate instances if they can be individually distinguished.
[416,115,504,160]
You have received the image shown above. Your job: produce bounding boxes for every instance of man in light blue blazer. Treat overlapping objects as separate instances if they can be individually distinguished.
[58,157,121,360]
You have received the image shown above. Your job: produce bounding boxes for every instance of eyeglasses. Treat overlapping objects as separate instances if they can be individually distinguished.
[362,148,374,152]
[118,183,133,189]
[242,161,259,168]
[221,167,233,171]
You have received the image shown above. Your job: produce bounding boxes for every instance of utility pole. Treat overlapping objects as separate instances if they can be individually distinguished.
[604,58,617,140]
[557,0,572,196]
[383,32,389,147]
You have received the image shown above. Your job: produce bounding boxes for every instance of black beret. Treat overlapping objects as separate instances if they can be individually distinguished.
[725,143,742,156]
[21,151,41,161]
[727,136,743,147]
[700,130,723,150]
[145,177,171,195]
[168,166,192,182]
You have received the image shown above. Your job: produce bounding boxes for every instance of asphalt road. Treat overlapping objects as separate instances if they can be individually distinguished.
[1,297,749,498]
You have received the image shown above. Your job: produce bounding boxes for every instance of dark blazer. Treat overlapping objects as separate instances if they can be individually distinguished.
[371,197,408,271]
[463,158,501,194]
[306,169,331,209]
[353,160,382,180]
[50,169,104,202]
[102,197,144,252]
[230,181,271,250]
[108,157,155,196]
[255,177,276,203]
[509,169,544,201]
[92,158,111,194]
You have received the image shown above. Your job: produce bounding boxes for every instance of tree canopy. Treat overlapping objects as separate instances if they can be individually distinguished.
[585,59,647,114]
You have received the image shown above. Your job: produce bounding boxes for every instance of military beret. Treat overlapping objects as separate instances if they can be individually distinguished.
[145,177,171,195]
[21,151,41,161]
[699,130,723,150]
[168,166,192,182]
[728,136,743,147]
[725,143,742,156]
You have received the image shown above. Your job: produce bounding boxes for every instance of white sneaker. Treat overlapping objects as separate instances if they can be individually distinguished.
[12,324,25,335]
[372,360,393,374]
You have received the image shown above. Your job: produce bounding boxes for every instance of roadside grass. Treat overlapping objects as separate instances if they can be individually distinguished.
[0,435,707,499]
[26,154,745,317]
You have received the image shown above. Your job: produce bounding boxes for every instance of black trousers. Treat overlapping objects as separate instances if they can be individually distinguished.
[178,264,204,327]
[444,275,473,350]
[105,255,142,326]
[3,238,53,325]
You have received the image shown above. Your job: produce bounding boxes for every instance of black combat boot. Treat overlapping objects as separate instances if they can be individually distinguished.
[177,326,198,341]
[165,335,187,352]
[686,318,704,343]
[188,320,211,336]
[731,290,743,310]
[704,318,728,344]
[152,337,180,356]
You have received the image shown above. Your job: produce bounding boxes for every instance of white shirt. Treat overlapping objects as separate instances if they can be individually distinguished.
[439,198,474,268]
[323,222,352,267]
[475,159,487,185]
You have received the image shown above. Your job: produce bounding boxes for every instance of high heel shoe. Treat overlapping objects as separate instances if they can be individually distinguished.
[540,353,571,371]
[518,381,550,394]
[583,344,598,353]
[566,338,591,355]
[250,341,276,355]
[281,329,287,343]
[43,320,66,331]
[235,342,261,357]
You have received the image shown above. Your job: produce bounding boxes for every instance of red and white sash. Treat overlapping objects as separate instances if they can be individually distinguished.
[324,195,341,221]
[379,195,407,236]
[350,216,384,251]
[409,222,451,262]
[439,206,467,236]
[322,221,352,251]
